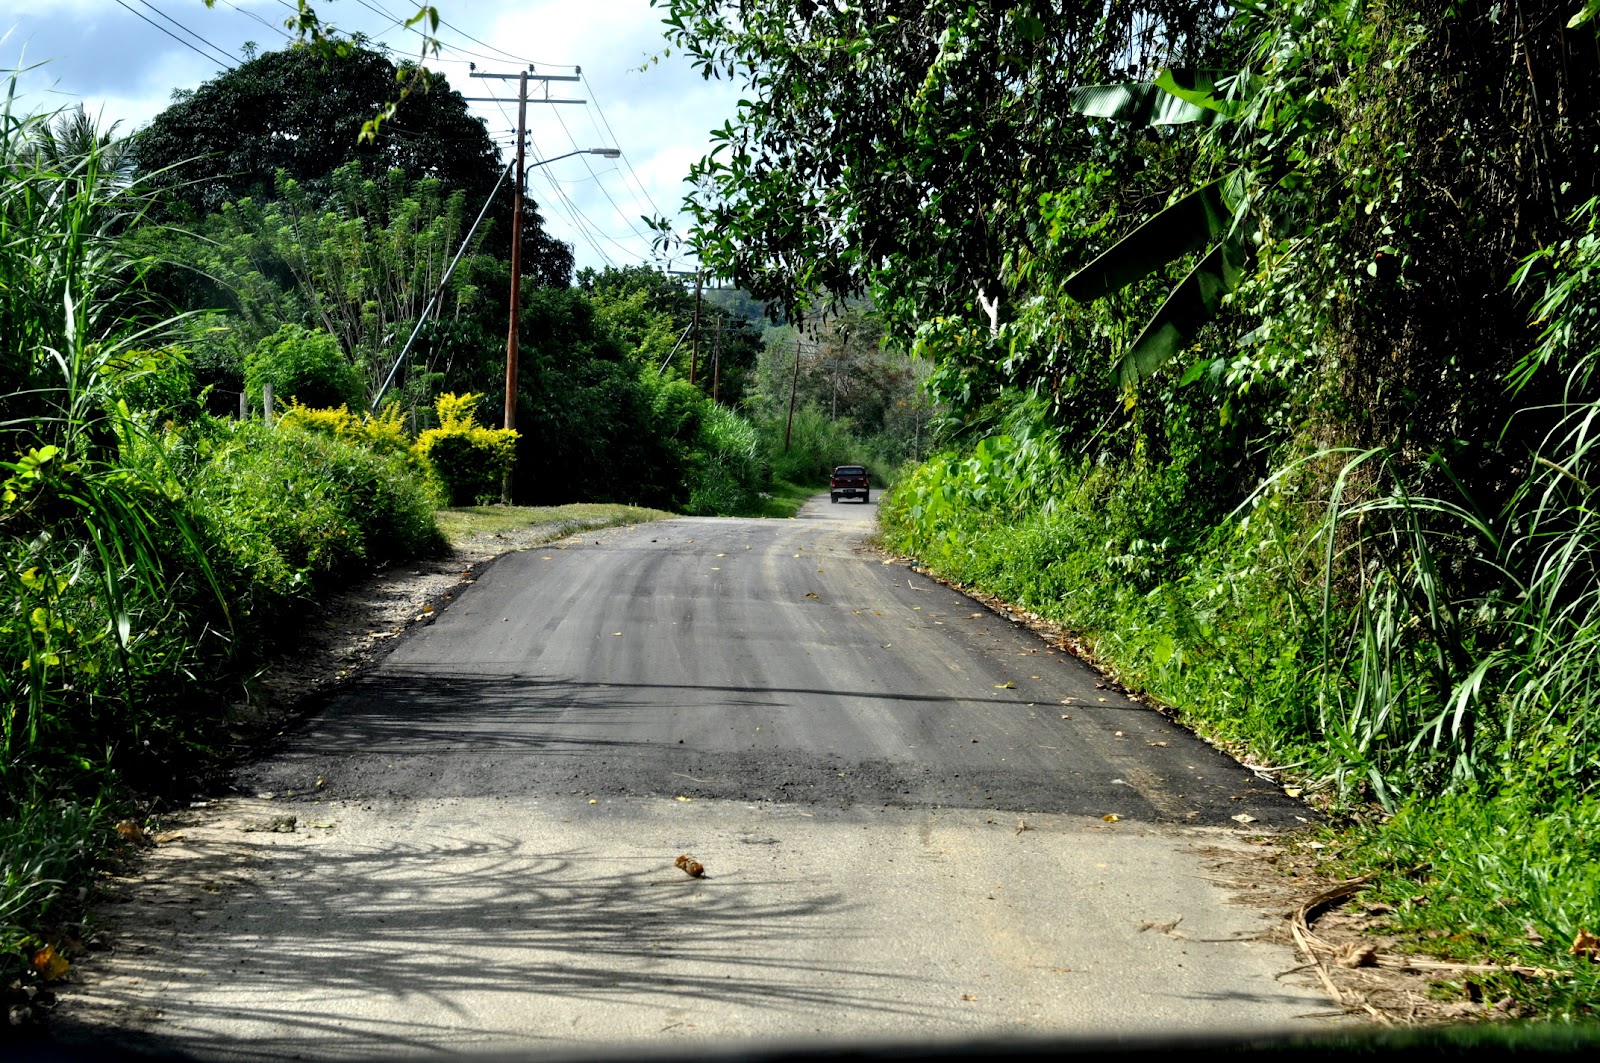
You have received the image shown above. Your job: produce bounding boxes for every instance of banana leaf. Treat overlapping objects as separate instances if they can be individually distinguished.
[1153,69,1249,119]
[1065,83,1209,126]
[1115,233,1250,387]
[1063,180,1231,302]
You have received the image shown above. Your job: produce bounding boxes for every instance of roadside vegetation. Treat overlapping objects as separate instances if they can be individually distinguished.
[660,0,1600,1019]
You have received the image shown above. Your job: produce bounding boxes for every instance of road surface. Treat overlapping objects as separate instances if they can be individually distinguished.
[59,495,1329,1059]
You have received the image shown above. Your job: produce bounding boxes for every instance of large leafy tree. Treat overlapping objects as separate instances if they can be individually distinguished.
[131,40,570,282]
[655,0,1232,343]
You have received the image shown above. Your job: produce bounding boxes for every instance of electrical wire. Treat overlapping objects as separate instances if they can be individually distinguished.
[111,0,237,68]
[211,0,295,44]
[547,102,655,248]
[433,10,571,70]
[476,81,618,267]
[579,71,668,222]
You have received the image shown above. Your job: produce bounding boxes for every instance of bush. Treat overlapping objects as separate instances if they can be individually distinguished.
[102,346,199,419]
[277,399,414,458]
[180,417,445,603]
[684,403,766,515]
[244,324,364,411]
[413,392,518,506]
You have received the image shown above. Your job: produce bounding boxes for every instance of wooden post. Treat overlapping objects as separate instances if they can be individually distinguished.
[263,383,274,425]
[501,70,528,503]
[238,390,247,421]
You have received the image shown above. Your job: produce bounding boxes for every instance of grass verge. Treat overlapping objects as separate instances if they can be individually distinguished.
[434,503,676,548]
[750,478,817,518]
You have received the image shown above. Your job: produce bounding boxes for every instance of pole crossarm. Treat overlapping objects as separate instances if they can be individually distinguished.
[469,72,581,82]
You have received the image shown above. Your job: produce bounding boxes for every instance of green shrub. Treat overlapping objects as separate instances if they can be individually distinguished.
[413,392,518,506]
[244,324,364,411]
[102,346,199,418]
[684,404,766,515]
[277,399,414,459]
[184,418,445,598]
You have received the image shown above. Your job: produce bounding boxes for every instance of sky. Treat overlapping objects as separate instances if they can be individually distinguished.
[0,0,743,276]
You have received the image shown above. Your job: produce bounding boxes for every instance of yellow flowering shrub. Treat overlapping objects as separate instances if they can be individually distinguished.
[412,392,518,505]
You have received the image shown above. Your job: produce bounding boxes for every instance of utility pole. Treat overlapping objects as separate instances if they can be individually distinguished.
[503,70,528,499]
[689,271,703,386]
[465,67,604,502]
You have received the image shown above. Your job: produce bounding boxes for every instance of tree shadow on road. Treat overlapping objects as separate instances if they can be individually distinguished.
[63,826,940,1060]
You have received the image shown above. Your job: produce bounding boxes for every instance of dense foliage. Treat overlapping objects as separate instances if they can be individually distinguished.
[660,0,1600,1011]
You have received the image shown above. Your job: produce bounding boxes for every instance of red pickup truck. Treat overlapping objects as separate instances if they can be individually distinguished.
[829,465,870,504]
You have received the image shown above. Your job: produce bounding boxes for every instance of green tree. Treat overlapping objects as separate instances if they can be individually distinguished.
[130,40,570,282]
[168,163,501,412]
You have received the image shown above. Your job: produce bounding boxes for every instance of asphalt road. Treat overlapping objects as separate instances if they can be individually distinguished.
[59,496,1331,1059]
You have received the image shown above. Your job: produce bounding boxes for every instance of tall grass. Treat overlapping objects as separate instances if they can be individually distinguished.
[1304,199,1600,807]
[0,73,218,979]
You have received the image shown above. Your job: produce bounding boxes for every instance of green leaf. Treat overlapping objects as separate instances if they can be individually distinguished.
[1153,69,1247,119]
[1115,234,1250,387]
[1063,181,1231,302]
[1065,83,1210,127]
[1570,0,1600,29]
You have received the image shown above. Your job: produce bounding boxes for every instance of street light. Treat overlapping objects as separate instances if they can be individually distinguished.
[501,146,622,501]
[527,147,622,169]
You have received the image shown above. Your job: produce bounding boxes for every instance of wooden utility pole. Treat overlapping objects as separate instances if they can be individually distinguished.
[688,271,703,386]
[465,67,588,501]
[500,71,529,502]
[784,336,801,452]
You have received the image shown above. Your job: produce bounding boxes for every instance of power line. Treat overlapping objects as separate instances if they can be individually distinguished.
[132,0,242,63]
[475,80,617,267]
[547,102,655,250]
[350,0,557,73]
[580,71,668,222]
[111,0,236,68]
[212,0,295,44]
[433,10,571,70]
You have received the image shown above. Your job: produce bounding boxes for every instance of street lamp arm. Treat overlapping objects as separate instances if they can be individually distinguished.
[526,147,621,170]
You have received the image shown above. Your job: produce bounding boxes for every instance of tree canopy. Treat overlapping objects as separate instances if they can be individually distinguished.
[129,39,571,285]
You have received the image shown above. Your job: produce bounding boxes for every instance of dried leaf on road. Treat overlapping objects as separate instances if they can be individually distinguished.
[1334,943,1379,968]
[805,592,819,599]
[995,681,1015,689]
[960,993,978,1001]
[115,819,148,845]
[1102,813,1121,823]
[153,832,185,845]
[1231,813,1258,824]
[675,854,705,878]
[32,945,69,982]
